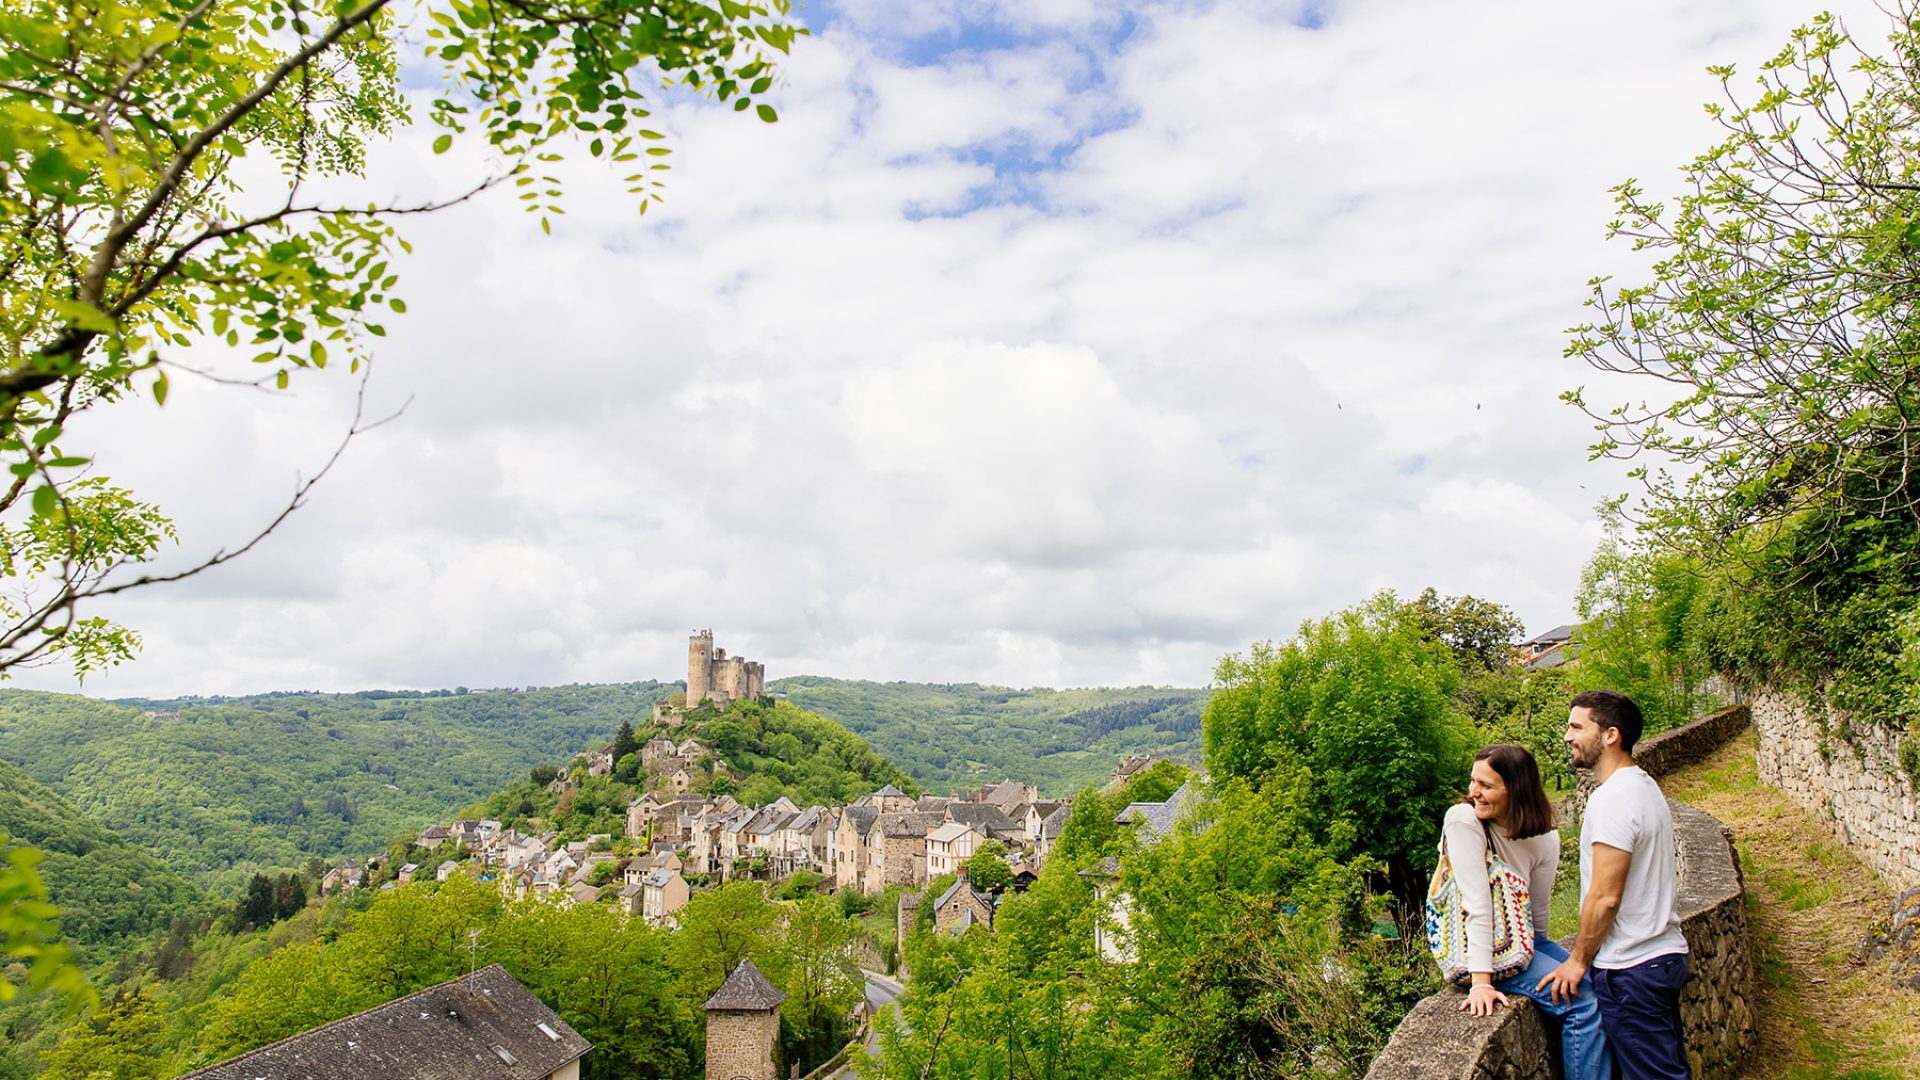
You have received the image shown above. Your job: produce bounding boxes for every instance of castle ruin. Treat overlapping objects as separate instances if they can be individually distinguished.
[686,630,765,709]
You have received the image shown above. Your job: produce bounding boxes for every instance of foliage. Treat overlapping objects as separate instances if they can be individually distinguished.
[1568,520,1723,736]
[1202,595,1472,908]
[39,990,170,1080]
[675,697,917,807]
[0,757,199,947]
[0,0,797,679]
[0,682,675,890]
[873,764,1431,1080]
[964,842,1011,892]
[1566,5,1920,727]
[0,827,88,1008]
[773,678,1208,797]
[1402,587,1524,670]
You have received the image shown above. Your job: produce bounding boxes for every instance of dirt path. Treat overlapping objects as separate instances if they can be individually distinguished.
[1662,730,1920,1080]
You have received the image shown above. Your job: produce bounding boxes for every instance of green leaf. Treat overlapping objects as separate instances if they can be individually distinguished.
[433,134,454,154]
[756,104,777,123]
[31,485,57,517]
[153,372,170,406]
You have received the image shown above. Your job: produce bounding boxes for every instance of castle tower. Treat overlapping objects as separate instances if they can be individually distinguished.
[702,958,786,1080]
[688,630,714,706]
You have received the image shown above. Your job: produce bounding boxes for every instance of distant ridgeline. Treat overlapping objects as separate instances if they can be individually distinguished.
[0,683,680,892]
[769,677,1208,797]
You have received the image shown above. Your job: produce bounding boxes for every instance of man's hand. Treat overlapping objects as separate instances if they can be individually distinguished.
[1460,981,1508,1016]
[1536,955,1587,1005]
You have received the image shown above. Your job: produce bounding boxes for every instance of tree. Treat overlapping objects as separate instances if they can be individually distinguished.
[0,0,798,678]
[765,894,862,1073]
[611,720,639,767]
[40,990,172,1080]
[1402,588,1523,671]
[964,840,1012,892]
[1565,7,1920,580]
[0,829,87,1005]
[1203,595,1471,911]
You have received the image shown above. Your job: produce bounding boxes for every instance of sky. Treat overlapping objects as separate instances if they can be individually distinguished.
[10,0,1891,698]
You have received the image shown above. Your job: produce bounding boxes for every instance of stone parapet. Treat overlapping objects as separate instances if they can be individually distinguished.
[1365,796,1755,1080]
[1636,704,1751,781]
[1751,690,1920,890]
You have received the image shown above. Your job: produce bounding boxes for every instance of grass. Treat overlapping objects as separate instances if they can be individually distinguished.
[1661,729,1920,1080]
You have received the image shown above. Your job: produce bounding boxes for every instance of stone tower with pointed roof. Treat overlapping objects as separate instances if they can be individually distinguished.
[703,958,786,1080]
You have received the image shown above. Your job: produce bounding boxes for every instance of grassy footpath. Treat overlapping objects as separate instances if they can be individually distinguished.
[1662,729,1920,1080]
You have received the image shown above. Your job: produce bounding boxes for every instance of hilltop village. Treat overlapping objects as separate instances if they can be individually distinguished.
[316,632,1181,938]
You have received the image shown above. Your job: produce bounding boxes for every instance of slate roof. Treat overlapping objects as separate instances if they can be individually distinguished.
[841,805,879,837]
[178,965,589,1080]
[702,958,788,1011]
[1039,805,1071,839]
[934,876,995,911]
[1115,780,1199,840]
[879,811,944,838]
[945,803,1017,834]
[870,784,908,799]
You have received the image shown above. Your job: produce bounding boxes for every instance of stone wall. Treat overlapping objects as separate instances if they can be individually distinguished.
[1751,689,1920,890]
[706,1009,781,1080]
[1366,703,1758,1080]
[1636,703,1752,780]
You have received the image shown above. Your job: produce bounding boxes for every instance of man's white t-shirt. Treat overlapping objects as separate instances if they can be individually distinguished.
[1581,765,1689,968]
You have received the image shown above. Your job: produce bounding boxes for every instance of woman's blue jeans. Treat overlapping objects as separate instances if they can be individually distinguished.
[1495,938,1613,1080]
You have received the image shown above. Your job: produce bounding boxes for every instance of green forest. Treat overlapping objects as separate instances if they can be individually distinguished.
[771,678,1206,796]
[0,683,678,891]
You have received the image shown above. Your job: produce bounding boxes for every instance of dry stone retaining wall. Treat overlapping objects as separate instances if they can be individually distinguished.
[1366,707,1757,1080]
[1751,689,1920,890]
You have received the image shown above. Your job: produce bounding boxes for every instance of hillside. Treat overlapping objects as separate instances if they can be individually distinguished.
[0,757,199,949]
[0,683,678,891]
[769,677,1208,796]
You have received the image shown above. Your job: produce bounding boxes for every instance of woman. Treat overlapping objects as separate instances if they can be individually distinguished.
[1444,744,1611,1080]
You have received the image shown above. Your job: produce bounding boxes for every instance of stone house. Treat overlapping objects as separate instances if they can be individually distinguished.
[944,803,1021,847]
[177,965,590,1080]
[414,825,452,851]
[1107,755,1160,790]
[587,748,614,777]
[834,806,879,893]
[862,784,915,813]
[625,794,663,840]
[396,863,419,884]
[876,811,943,888]
[932,874,997,935]
[926,821,983,878]
[320,860,362,895]
[703,959,785,1080]
[638,868,690,926]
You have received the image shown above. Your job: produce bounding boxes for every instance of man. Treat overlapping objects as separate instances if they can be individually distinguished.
[1538,689,1691,1080]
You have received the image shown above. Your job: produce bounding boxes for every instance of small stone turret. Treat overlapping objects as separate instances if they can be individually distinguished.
[702,958,785,1080]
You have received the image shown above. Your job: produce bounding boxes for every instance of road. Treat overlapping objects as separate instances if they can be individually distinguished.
[828,969,906,1079]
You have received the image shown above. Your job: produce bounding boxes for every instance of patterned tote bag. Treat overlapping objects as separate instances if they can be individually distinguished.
[1424,831,1534,986]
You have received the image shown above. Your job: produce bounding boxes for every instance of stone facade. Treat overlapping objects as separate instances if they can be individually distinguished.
[687,630,765,710]
[703,960,785,1080]
[1367,708,1757,1080]
[1752,689,1920,890]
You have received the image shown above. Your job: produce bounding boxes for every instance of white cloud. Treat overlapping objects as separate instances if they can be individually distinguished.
[9,0,1888,697]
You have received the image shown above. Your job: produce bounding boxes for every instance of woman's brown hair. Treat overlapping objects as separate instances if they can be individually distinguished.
[1474,744,1554,840]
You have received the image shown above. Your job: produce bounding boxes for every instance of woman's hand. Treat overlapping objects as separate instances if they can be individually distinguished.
[1459,979,1507,1016]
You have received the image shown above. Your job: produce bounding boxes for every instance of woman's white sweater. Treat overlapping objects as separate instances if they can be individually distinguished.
[1440,800,1559,975]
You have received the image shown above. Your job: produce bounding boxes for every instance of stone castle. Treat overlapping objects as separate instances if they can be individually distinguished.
[686,630,764,708]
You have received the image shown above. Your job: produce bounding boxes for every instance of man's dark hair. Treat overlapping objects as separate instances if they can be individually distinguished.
[1474,744,1555,840]
[1570,689,1645,752]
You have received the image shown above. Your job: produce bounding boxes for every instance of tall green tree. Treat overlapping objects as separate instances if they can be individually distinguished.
[1565,4,1920,722]
[1203,595,1471,909]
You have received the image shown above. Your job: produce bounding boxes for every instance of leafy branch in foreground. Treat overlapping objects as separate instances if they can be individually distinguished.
[0,0,799,677]
[1566,5,1920,570]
